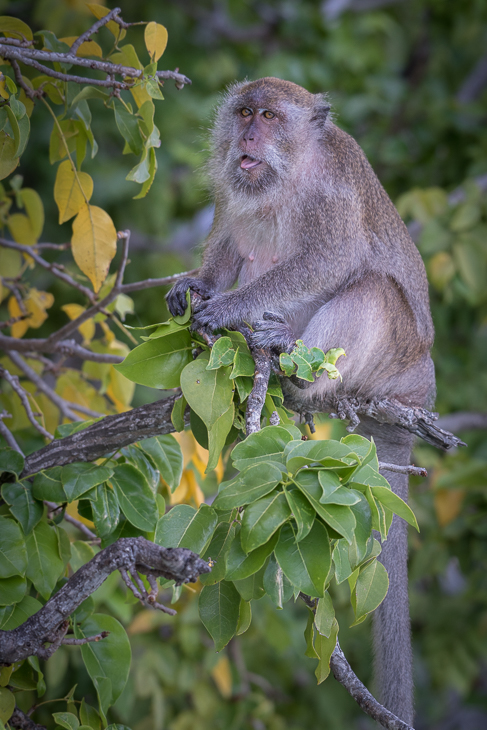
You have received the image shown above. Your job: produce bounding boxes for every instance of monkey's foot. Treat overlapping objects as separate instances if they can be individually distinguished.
[329,397,361,432]
[250,311,296,353]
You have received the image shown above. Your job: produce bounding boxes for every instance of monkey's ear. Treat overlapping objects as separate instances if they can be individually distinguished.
[311,103,331,125]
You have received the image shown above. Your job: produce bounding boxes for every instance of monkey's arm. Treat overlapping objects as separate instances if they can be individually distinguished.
[191,244,357,332]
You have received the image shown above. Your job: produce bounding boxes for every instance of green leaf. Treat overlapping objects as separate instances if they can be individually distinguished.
[93,676,111,725]
[181,353,234,430]
[25,522,64,599]
[332,540,353,584]
[314,592,335,638]
[232,567,266,601]
[110,464,157,532]
[304,610,318,658]
[1,481,43,534]
[236,599,252,635]
[53,712,79,730]
[318,479,362,506]
[200,522,237,586]
[155,504,218,554]
[0,575,27,606]
[213,461,283,510]
[0,686,15,724]
[231,425,296,471]
[225,529,279,581]
[207,336,236,369]
[284,487,315,541]
[80,699,101,730]
[114,330,193,389]
[76,614,131,704]
[314,619,339,684]
[371,486,419,530]
[275,521,331,598]
[207,403,234,472]
[348,495,373,568]
[241,492,291,553]
[0,595,42,630]
[139,435,183,492]
[0,517,27,578]
[171,395,187,432]
[113,99,143,155]
[173,289,191,325]
[0,448,24,477]
[351,559,389,625]
[294,471,357,543]
[91,484,120,538]
[61,463,114,502]
[263,553,293,609]
[199,581,241,651]
[123,446,160,493]
[285,439,357,476]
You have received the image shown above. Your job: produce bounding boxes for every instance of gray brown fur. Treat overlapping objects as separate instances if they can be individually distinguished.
[166,77,436,724]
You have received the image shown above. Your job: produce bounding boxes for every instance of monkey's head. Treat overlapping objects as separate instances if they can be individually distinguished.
[210,77,331,198]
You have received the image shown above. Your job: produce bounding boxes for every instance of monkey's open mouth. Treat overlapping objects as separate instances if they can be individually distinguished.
[240,155,262,170]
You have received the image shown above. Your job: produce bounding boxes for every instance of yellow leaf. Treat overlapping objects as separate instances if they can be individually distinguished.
[60,37,103,58]
[8,296,28,338]
[86,4,126,41]
[434,488,465,527]
[144,22,168,62]
[110,44,143,70]
[8,288,54,338]
[130,82,152,109]
[49,120,78,164]
[61,303,95,343]
[7,213,35,245]
[54,160,93,224]
[20,188,44,241]
[72,204,117,292]
[0,77,8,99]
[56,369,113,419]
[428,251,455,291]
[169,468,204,507]
[0,16,33,41]
[18,77,34,116]
[106,366,135,412]
[211,656,232,698]
[0,131,19,180]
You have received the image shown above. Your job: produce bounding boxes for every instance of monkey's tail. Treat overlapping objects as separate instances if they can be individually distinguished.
[357,417,415,726]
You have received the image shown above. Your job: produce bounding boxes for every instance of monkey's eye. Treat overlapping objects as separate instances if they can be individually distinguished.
[241,108,253,117]
[262,110,275,119]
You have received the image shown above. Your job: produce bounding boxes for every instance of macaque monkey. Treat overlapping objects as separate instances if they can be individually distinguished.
[166,77,435,724]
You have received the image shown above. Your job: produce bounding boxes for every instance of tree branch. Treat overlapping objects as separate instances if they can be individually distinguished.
[330,641,414,730]
[0,537,210,665]
[0,365,54,440]
[379,462,427,477]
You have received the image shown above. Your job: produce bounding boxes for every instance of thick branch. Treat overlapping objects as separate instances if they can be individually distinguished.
[246,349,271,436]
[329,396,465,450]
[0,537,210,665]
[22,395,181,476]
[330,642,414,730]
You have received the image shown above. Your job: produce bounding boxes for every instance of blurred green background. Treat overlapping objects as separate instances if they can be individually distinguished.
[3,0,487,728]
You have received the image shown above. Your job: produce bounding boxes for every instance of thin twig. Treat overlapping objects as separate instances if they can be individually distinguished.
[7,351,83,422]
[0,412,24,453]
[0,238,96,303]
[70,6,123,55]
[62,631,110,645]
[0,365,53,439]
[378,462,427,478]
[0,43,191,89]
[120,268,199,294]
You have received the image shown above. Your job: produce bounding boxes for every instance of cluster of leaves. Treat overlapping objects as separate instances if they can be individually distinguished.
[0,9,168,294]
[0,428,183,726]
[114,310,417,680]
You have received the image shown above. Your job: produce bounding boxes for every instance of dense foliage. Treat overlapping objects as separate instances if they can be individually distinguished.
[0,1,486,729]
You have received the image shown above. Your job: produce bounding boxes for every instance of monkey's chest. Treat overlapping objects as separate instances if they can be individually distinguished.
[234,218,285,286]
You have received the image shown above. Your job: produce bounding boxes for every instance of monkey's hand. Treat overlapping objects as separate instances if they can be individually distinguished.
[166,277,214,317]
[190,291,236,332]
[250,312,296,354]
